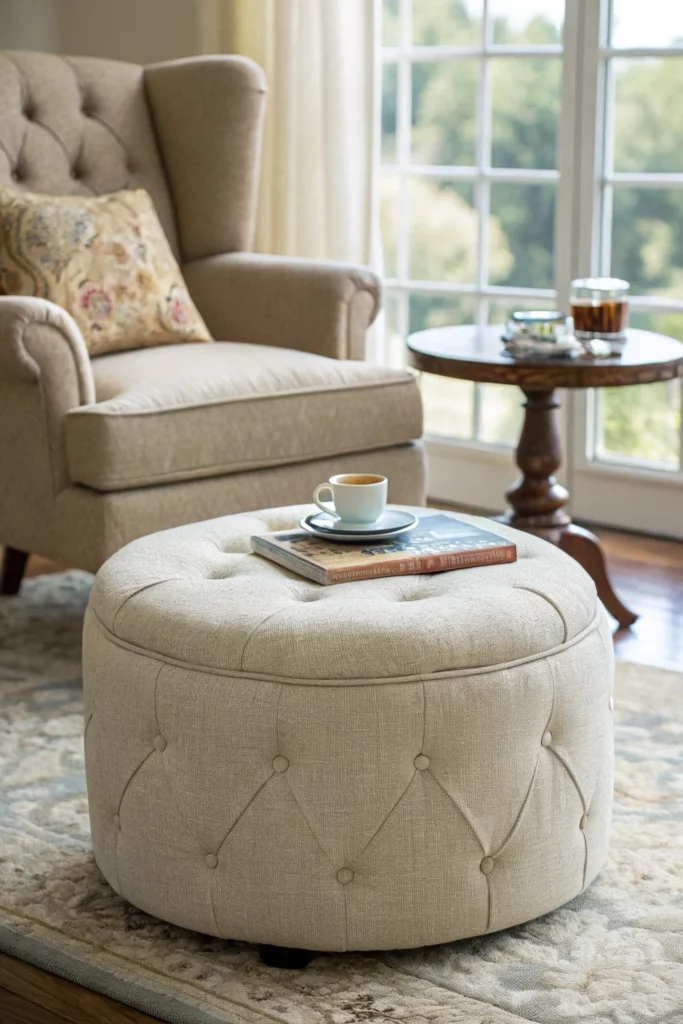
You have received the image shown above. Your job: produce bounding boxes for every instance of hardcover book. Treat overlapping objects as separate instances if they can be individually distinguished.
[251,511,517,585]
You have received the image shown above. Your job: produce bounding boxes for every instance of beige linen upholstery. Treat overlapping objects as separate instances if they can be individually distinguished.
[0,52,178,250]
[84,507,614,952]
[0,51,425,577]
[54,447,425,572]
[183,253,380,361]
[144,56,266,262]
[65,343,421,490]
[0,298,94,547]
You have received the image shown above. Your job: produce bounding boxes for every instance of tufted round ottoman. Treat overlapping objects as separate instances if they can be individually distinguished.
[83,505,614,956]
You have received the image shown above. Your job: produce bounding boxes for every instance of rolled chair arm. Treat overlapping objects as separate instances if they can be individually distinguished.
[0,298,95,502]
[183,252,382,361]
[0,297,95,403]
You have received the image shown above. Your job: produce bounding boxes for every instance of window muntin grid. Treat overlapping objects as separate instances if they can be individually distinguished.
[381,0,683,471]
[380,0,564,445]
[589,0,683,472]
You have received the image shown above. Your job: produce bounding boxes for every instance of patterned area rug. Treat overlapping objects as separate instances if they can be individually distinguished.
[1,573,682,1024]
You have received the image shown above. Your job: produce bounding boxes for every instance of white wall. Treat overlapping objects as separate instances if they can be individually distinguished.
[60,0,200,63]
[0,0,202,63]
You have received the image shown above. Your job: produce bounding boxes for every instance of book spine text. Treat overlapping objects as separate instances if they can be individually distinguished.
[325,545,515,584]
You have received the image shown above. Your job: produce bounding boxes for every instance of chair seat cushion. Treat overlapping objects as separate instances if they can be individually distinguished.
[65,342,423,491]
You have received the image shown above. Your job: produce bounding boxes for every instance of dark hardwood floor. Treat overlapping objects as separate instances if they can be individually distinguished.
[1,523,682,1024]
[593,525,683,672]
[0,953,157,1023]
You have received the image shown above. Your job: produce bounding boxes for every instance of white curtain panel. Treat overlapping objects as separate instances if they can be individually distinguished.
[202,0,378,266]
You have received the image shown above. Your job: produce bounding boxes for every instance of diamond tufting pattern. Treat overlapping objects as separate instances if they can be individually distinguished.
[0,51,178,253]
[83,507,615,952]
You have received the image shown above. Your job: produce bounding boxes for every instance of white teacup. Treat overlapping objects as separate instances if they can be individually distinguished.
[313,473,388,525]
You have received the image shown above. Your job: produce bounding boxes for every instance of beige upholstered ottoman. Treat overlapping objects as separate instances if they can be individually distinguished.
[83,505,614,963]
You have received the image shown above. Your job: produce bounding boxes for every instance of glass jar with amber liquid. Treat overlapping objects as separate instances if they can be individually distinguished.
[570,277,630,345]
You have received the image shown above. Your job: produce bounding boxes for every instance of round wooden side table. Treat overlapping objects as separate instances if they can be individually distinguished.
[407,325,683,629]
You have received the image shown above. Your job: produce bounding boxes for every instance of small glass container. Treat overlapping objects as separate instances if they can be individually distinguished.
[570,277,629,342]
[504,310,567,342]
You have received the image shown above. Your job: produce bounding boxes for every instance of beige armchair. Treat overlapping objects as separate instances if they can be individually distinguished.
[0,51,425,593]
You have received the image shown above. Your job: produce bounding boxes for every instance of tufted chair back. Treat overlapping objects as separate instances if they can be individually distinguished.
[0,51,179,252]
[0,51,267,263]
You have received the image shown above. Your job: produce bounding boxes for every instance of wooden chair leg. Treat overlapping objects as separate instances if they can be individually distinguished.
[1,547,29,596]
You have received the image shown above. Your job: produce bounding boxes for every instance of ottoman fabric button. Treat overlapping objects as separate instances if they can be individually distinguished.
[541,730,552,747]
[272,755,289,772]
[580,814,588,830]
[480,857,494,875]
[414,754,430,770]
[336,868,354,884]
[206,854,218,869]
[154,735,167,752]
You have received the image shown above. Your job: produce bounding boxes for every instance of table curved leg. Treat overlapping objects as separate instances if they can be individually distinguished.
[559,524,638,628]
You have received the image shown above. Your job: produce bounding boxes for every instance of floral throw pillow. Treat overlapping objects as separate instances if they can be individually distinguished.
[0,187,212,356]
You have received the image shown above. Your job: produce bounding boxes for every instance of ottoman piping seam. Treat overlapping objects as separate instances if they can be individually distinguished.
[87,606,605,686]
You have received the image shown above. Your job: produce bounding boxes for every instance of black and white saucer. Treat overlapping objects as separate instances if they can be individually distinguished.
[300,508,418,542]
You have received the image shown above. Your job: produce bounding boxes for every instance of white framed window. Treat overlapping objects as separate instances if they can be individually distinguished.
[380,0,564,450]
[570,0,683,535]
[380,0,683,535]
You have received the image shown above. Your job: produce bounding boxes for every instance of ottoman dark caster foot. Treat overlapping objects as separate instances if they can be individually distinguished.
[0,547,29,596]
[407,324,683,631]
[259,945,314,969]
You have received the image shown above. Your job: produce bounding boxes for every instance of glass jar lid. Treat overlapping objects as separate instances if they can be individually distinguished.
[509,310,566,326]
[505,310,567,341]
[570,277,630,301]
